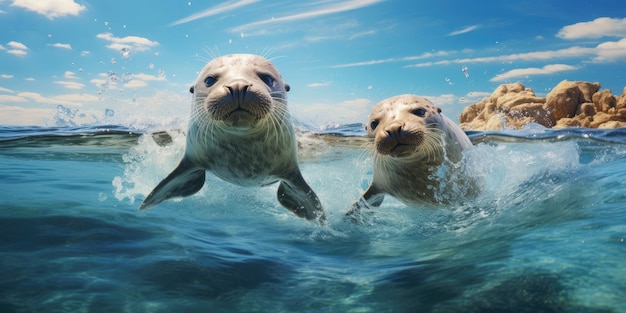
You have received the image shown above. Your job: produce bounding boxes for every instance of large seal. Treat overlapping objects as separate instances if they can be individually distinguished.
[140,54,325,222]
[347,94,479,217]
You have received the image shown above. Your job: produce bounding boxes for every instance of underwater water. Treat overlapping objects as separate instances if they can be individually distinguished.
[1,123,625,313]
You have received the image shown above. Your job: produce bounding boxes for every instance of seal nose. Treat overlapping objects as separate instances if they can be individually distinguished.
[384,122,405,139]
[225,79,253,104]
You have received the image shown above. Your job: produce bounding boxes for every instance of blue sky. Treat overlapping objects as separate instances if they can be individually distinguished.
[1,0,626,127]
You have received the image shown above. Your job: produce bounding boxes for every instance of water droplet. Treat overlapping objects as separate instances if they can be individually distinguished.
[104,21,109,26]
[187,1,192,5]
[240,32,245,38]
[99,192,107,201]
[121,72,133,83]
[157,69,166,79]
[120,47,131,58]
[104,108,114,118]
[462,66,469,78]
[108,71,119,83]
[110,57,116,64]
[148,63,155,70]
[367,85,372,90]
[154,52,159,57]
[228,38,232,44]
[78,68,83,72]
[48,34,52,38]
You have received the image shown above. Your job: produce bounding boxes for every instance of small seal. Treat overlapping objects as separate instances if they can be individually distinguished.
[140,54,325,222]
[347,94,479,217]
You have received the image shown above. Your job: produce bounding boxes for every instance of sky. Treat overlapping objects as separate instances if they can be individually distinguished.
[1,0,626,128]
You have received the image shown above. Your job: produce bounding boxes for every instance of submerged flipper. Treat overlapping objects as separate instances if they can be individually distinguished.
[344,185,385,222]
[139,158,206,210]
[277,171,325,222]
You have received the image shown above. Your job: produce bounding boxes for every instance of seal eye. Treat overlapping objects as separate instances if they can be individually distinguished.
[259,74,275,87]
[369,120,379,131]
[204,76,217,87]
[412,108,426,117]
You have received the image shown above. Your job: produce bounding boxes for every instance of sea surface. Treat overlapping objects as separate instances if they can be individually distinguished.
[1,123,625,313]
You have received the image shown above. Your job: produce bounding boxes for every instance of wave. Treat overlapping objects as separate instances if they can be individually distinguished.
[2,122,626,146]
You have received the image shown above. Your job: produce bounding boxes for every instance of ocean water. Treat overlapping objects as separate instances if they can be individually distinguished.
[1,123,625,313]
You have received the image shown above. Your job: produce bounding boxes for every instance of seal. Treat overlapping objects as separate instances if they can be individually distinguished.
[346,94,479,217]
[139,54,325,222]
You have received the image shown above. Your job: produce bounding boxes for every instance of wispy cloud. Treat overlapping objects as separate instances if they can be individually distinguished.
[405,46,596,67]
[0,87,14,93]
[48,43,72,50]
[54,81,85,90]
[307,82,332,88]
[169,0,259,26]
[230,0,383,33]
[557,17,626,39]
[1,74,14,79]
[96,32,159,53]
[592,37,626,62]
[330,50,456,68]
[490,64,577,82]
[448,25,480,36]
[7,41,28,50]
[10,0,86,19]
[14,91,99,107]
[64,71,78,79]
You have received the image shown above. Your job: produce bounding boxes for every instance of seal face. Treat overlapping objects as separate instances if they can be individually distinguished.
[347,94,479,218]
[140,54,325,222]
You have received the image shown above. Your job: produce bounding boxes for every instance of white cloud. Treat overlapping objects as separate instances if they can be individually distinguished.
[7,49,27,57]
[592,38,626,62]
[64,71,78,79]
[54,80,84,90]
[1,74,14,79]
[0,87,14,93]
[133,73,166,81]
[348,30,376,40]
[291,97,373,126]
[7,41,28,50]
[0,95,27,103]
[331,50,456,68]
[307,82,331,88]
[557,17,626,39]
[448,25,480,36]
[96,32,159,53]
[11,0,86,19]
[170,0,259,26]
[123,80,148,88]
[25,77,35,81]
[80,50,90,56]
[490,64,577,82]
[230,0,383,33]
[48,42,72,50]
[0,105,54,125]
[16,91,99,107]
[425,94,456,106]
[406,46,597,67]
[0,44,4,50]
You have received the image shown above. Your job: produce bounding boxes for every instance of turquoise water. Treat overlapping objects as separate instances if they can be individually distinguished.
[1,124,625,312]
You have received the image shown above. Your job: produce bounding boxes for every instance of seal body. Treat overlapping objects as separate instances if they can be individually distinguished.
[347,94,479,216]
[140,54,325,221]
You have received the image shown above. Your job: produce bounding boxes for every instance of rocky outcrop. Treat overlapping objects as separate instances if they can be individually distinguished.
[459,80,626,130]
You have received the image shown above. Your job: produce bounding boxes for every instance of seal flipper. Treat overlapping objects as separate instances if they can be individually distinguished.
[344,185,385,222]
[139,158,206,210]
[277,171,326,222]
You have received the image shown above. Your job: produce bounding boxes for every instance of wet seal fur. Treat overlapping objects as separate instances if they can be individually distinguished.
[140,54,325,222]
[346,94,480,219]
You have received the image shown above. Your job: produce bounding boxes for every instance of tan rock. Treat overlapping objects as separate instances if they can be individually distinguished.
[545,80,600,120]
[592,89,616,113]
[459,80,626,130]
